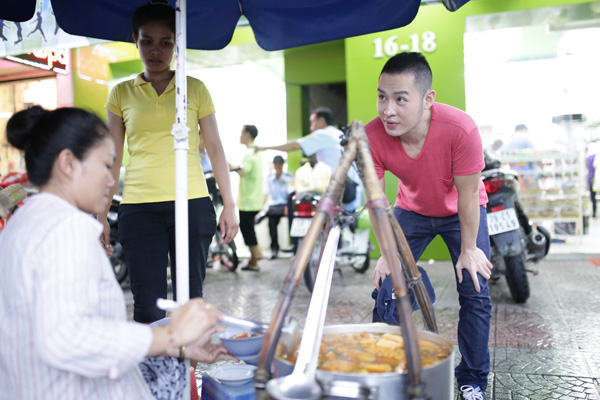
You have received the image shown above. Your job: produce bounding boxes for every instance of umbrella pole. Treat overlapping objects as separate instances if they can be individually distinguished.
[174,0,191,399]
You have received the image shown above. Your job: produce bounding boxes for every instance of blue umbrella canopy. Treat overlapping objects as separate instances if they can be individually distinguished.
[0,0,37,22]
[2,0,471,51]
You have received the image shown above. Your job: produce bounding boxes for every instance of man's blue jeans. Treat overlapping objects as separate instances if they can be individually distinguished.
[394,206,492,390]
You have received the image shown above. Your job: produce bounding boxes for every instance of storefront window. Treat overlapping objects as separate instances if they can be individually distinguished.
[464,2,600,153]
[0,77,57,176]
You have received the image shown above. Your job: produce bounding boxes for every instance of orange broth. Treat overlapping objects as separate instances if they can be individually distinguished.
[280,331,450,374]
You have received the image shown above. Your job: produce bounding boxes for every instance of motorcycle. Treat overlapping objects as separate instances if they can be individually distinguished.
[107,194,129,284]
[290,191,373,292]
[204,171,239,271]
[0,172,30,232]
[482,151,550,303]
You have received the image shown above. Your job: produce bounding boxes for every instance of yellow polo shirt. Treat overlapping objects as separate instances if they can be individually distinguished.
[105,74,214,204]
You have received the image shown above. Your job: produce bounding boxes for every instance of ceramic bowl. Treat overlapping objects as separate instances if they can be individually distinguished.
[217,326,264,357]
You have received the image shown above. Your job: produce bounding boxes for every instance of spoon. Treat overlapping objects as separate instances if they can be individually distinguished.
[156,298,268,333]
[266,227,341,400]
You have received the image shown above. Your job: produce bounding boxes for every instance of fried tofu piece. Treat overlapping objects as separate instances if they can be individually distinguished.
[376,333,405,349]
[320,359,356,373]
[360,362,394,373]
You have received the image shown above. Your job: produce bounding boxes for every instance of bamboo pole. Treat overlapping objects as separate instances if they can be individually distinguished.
[256,121,435,399]
[351,121,425,396]
[352,121,437,333]
[255,131,356,387]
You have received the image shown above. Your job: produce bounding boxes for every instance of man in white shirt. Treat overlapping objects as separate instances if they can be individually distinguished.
[256,107,362,211]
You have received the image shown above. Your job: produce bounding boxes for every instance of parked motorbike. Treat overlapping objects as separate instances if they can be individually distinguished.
[107,194,128,284]
[0,172,30,232]
[290,191,373,292]
[482,151,550,303]
[204,171,239,271]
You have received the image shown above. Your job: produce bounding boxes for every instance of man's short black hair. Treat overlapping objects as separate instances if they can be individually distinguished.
[311,107,335,126]
[515,124,528,132]
[380,52,432,96]
[273,155,284,164]
[243,124,258,139]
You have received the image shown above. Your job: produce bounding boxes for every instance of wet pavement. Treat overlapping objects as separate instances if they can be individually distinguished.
[124,249,600,399]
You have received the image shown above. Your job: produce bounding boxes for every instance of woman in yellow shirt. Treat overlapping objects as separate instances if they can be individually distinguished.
[100,0,238,323]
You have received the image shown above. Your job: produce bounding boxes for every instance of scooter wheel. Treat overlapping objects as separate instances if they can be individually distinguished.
[504,254,530,303]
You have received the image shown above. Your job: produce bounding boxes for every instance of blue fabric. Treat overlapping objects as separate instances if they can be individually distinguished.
[48,0,424,51]
[4,1,472,50]
[0,1,36,22]
[140,356,186,400]
[371,265,436,324]
[393,206,492,391]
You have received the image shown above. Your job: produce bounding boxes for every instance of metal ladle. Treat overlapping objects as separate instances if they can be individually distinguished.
[266,226,341,400]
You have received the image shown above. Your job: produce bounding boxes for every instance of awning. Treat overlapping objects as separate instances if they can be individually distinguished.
[2,0,472,52]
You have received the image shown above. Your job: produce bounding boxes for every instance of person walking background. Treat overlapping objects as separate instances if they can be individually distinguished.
[229,124,264,271]
[100,0,238,323]
[365,52,492,400]
[261,155,293,260]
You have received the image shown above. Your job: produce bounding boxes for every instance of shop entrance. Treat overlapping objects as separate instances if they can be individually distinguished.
[302,83,347,131]
[464,2,600,241]
[0,76,57,177]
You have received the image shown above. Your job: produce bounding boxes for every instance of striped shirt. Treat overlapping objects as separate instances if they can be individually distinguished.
[0,193,154,400]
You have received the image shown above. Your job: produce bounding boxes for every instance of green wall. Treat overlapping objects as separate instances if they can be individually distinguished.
[283,40,346,171]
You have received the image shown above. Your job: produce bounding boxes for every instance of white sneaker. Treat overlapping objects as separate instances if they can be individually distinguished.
[460,385,485,400]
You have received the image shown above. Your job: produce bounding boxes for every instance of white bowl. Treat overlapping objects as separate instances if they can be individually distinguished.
[217,326,264,357]
[237,352,259,366]
[207,364,256,386]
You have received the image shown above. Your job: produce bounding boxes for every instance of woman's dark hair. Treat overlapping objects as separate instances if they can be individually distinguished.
[6,106,109,187]
[132,0,176,38]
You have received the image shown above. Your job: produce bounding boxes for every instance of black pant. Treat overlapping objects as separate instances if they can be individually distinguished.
[239,210,259,246]
[590,182,597,218]
[118,197,216,323]
[267,204,287,251]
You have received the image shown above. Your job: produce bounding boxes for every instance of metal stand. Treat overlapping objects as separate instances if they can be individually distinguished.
[254,121,438,399]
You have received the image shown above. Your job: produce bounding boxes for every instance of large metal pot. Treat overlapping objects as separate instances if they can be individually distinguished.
[272,323,454,400]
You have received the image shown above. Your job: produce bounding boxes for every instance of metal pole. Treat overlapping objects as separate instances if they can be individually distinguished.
[174,0,191,399]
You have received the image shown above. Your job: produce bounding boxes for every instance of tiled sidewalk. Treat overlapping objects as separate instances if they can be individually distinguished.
[125,251,600,399]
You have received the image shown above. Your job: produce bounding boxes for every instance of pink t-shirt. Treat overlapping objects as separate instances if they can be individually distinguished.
[365,103,488,217]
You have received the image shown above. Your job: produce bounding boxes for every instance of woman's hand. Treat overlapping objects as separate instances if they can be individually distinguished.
[219,203,239,244]
[186,327,237,363]
[170,299,222,347]
[100,217,113,256]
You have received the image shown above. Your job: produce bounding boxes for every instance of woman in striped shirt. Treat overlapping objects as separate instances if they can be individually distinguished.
[0,106,230,400]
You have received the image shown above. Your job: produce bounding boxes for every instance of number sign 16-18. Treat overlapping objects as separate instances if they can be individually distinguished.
[373,31,437,58]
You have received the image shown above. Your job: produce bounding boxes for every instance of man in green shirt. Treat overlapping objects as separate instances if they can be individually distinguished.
[229,125,264,271]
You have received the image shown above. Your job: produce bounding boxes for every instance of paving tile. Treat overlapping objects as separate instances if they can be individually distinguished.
[493,373,600,399]
[583,353,600,378]
[493,348,592,377]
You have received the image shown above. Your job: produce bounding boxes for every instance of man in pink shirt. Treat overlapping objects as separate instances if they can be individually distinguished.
[365,52,492,400]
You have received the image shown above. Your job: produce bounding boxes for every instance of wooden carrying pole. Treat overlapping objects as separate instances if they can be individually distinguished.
[352,121,424,398]
[255,121,437,399]
[254,141,352,388]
